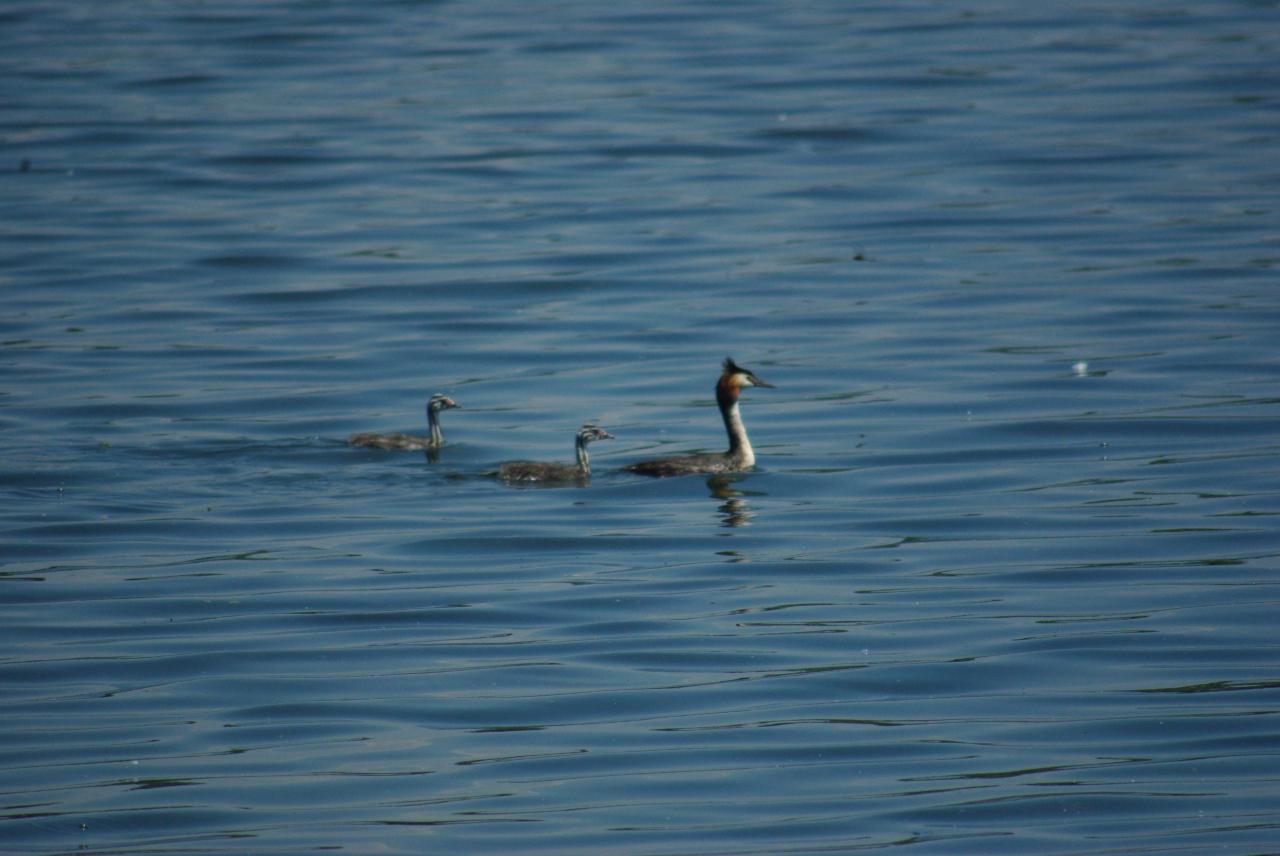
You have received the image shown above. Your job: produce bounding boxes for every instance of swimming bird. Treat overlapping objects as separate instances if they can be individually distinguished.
[624,358,774,477]
[349,393,460,450]
[499,424,614,482]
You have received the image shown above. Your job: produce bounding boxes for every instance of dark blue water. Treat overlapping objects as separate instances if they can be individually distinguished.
[3,1,1279,853]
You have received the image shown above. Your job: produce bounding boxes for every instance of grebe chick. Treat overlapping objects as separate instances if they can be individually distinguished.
[349,393,460,450]
[499,424,614,482]
[624,357,775,477]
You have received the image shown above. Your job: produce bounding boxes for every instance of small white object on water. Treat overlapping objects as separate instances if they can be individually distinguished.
[1072,361,1089,377]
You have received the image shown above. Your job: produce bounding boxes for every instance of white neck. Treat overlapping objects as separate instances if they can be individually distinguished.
[575,435,591,474]
[723,400,754,467]
[427,406,443,446]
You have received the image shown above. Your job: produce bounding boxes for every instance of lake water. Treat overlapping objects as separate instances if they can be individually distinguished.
[3,1,1279,853]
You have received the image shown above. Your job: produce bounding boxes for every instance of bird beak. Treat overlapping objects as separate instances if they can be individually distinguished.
[749,374,776,388]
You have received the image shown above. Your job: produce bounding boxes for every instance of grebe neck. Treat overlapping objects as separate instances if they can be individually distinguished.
[575,433,591,474]
[720,397,754,467]
[427,403,443,447]
[716,378,756,466]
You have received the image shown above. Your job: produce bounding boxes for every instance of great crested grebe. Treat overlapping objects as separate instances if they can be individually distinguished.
[624,357,775,477]
[499,424,614,482]
[349,393,460,450]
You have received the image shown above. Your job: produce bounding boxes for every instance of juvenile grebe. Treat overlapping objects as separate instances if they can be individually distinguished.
[624,358,775,477]
[349,393,460,450]
[499,424,614,482]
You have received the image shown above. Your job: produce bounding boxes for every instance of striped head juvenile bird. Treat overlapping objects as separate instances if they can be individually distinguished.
[349,393,460,450]
[499,423,615,482]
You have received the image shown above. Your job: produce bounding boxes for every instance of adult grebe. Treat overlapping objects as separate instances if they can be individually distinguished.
[624,358,775,477]
[499,424,614,482]
[349,393,460,450]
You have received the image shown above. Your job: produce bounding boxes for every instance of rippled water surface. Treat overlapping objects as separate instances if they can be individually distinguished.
[4,1,1279,853]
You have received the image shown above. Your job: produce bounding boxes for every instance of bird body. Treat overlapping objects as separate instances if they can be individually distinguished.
[349,393,460,450]
[499,424,614,482]
[624,358,774,477]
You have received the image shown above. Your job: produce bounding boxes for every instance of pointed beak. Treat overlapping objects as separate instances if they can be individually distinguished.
[749,374,776,389]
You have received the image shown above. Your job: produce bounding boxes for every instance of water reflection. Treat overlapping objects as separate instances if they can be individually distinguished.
[707,474,762,529]
[497,475,593,489]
